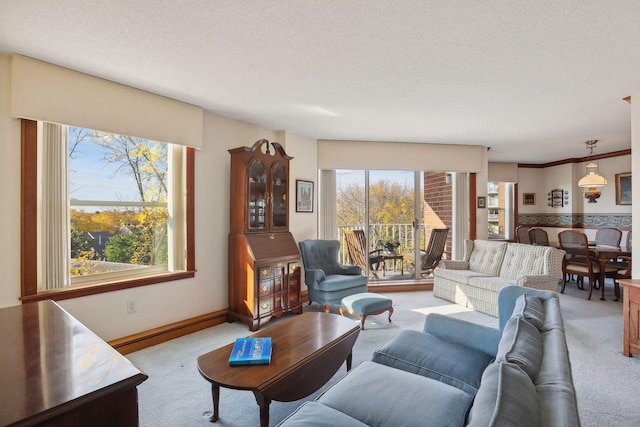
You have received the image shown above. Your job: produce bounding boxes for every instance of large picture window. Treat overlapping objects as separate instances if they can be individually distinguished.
[21,119,195,301]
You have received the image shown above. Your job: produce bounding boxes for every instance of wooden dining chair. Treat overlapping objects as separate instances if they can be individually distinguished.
[515,225,531,244]
[595,228,622,248]
[613,255,632,302]
[558,230,617,300]
[528,228,549,246]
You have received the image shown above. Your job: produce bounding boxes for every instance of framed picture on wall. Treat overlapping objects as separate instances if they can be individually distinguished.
[296,180,314,212]
[477,196,486,209]
[523,193,536,205]
[616,172,632,205]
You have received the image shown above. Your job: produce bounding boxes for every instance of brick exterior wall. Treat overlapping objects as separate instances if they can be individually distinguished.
[423,172,452,259]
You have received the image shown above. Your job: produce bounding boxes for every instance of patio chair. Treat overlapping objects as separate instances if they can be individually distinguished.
[415,228,449,278]
[343,229,386,278]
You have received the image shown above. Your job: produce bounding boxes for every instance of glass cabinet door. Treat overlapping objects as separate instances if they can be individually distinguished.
[271,163,287,228]
[248,160,267,230]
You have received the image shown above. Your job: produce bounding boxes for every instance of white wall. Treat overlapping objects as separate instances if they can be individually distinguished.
[0,52,318,340]
[0,55,22,306]
[631,94,640,278]
[517,154,632,244]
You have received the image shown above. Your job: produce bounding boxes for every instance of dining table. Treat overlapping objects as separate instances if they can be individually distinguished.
[590,245,631,301]
[551,242,631,301]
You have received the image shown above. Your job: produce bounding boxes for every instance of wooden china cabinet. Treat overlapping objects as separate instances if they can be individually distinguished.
[227,139,302,331]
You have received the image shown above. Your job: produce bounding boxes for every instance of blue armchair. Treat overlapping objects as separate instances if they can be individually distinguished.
[299,239,368,311]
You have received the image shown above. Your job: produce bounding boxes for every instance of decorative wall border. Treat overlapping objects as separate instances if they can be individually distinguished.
[518,213,632,229]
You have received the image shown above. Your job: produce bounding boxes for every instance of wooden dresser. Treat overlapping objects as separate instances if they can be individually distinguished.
[0,300,147,426]
[227,139,302,331]
[618,279,640,357]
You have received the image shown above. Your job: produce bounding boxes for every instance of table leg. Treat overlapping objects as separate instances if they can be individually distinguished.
[346,351,353,371]
[600,258,607,301]
[210,384,220,422]
[252,391,272,427]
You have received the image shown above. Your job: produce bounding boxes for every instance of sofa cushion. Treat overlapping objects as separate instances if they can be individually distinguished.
[467,362,541,427]
[277,401,368,427]
[317,361,473,427]
[372,330,494,396]
[541,297,564,332]
[499,243,547,280]
[467,276,517,293]
[495,316,543,380]
[317,274,368,291]
[511,293,545,330]
[467,240,508,276]
[433,268,491,285]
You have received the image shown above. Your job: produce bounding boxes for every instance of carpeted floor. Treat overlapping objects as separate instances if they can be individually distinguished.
[127,281,640,427]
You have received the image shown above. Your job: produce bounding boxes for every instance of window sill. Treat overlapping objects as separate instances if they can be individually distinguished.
[20,270,196,303]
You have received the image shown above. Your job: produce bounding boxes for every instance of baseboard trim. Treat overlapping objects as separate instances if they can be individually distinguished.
[109,309,230,355]
[110,291,311,354]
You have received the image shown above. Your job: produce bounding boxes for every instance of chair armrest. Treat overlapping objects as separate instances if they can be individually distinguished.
[438,260,469,270]
[304,269,326,285]
[423,313,501,357]
[334,264,362,275]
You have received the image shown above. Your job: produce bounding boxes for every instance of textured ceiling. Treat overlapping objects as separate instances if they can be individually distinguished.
[1,0,639,163]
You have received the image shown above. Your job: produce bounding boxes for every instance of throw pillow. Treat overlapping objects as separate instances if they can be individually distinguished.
[511,293,545,330]
[495,316,543,380]
[468,362,541,427]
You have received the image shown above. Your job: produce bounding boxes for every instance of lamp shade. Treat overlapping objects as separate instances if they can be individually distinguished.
[578,161,607,202]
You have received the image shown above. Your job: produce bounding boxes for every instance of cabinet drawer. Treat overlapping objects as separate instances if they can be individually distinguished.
[273,277,283,292]
[258,266,272,279]
[258,296,273,316]
[273,262,285,277]
[259,281,272,297]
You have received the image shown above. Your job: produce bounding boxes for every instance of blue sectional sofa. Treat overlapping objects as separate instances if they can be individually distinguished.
[277,286,580,427]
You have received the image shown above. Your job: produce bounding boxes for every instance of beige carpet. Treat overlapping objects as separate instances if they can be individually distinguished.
[127,281,640,426]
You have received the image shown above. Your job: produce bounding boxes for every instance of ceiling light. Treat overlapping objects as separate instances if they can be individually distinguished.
[577,140,607,203]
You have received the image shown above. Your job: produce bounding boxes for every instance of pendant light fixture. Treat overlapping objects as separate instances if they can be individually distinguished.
[577,140,607,203]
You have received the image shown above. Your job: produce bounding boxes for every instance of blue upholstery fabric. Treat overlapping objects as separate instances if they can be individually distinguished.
[299,239,368,307]
[278,286,580,427]
[372,329,494,395]
[467,362,541,427]
[341,292,392,315]
[495,316,543,380]
[317,361,473,427]
[511,293,545,330]
[277,402,369,427]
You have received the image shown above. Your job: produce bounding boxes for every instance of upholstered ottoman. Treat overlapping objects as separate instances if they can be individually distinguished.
[340,292,393,330]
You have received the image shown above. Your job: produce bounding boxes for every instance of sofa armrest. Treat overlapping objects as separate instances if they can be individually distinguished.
[305,269,326,285]
[438,260,469,270]
[334,263,363,275]
[423,313,501,357]
[515,274,558,291]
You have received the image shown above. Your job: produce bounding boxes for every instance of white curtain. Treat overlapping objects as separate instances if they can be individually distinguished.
[38,122,69,290]
[319,170,337,240]
[168,145,186,271]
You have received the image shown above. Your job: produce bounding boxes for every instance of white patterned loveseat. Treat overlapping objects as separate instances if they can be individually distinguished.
[433,240,565,316]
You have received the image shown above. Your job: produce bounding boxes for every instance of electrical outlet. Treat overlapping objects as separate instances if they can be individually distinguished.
[127,300,137,314]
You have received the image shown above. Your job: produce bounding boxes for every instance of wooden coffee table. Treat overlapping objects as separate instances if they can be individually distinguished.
[197,312,360,427]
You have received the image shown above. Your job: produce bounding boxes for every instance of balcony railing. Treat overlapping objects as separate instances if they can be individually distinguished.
[337,223,426,267]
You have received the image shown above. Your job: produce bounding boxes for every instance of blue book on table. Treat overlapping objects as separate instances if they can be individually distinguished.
[228,337,272,365]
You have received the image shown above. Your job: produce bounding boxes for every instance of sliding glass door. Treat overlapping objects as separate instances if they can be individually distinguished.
[336,169,426,281]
